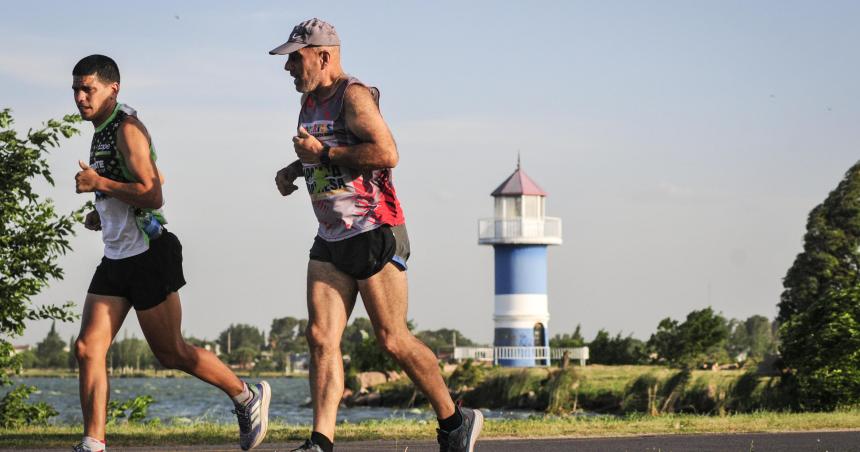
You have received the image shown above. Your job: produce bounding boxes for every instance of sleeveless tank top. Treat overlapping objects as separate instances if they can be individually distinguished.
[89,103,166,259]
[298,76,405,241]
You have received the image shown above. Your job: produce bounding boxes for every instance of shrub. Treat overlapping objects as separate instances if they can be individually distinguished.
[0,385,58,428]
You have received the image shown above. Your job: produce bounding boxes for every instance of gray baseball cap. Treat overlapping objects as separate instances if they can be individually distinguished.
[269,18,340,55]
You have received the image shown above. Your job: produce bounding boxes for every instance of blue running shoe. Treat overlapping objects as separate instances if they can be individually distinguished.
[232,381,271,450]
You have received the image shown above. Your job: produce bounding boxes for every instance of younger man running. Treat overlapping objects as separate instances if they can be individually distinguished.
[71,54,270,451]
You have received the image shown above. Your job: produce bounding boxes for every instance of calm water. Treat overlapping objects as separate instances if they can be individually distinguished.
[12,377,534,425]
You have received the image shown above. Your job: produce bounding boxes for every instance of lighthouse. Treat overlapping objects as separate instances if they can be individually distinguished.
[478,161,562,367]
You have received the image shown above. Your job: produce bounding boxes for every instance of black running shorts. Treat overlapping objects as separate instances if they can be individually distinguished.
[87,230,186,310]
[309,224,411,280]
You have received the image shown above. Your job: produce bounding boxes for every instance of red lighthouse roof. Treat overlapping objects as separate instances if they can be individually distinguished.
[491,163,547,197]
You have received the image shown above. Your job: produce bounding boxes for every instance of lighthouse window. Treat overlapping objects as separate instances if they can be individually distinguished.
[497,196,520,218]
[523,196,543,218]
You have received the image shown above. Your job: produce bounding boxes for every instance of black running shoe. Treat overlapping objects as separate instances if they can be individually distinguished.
[436,406,484,452]
[290,439,324,451]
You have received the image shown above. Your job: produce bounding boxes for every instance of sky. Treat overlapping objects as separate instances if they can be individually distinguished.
[3,1,859,347]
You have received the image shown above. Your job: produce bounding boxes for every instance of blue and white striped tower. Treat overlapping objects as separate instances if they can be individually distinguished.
[478,161,562,367]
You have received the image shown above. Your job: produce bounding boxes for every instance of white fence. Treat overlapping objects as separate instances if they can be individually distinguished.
[453,346,589,367]
[551,347,589,366]
[453,347,494,361]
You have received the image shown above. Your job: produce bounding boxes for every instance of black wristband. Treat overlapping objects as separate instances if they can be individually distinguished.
[320,144,331,165]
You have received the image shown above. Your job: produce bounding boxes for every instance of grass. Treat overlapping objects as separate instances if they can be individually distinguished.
[508,365,746,398]
[431,365,797,415]
[1,411,859,447]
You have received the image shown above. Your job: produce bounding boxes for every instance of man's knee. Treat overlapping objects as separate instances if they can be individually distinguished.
[306,324,340,353]
[75,337,107,363]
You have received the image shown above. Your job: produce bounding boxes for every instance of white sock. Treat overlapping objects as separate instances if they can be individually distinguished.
[82,436,105,451]
[231,381,253,406]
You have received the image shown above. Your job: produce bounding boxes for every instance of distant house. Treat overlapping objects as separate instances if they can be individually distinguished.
[207,343,221,356]
[12,345,31,355]
[290,352,309,372]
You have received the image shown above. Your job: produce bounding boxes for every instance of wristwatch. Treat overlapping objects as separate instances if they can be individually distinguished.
[320,144,331,165]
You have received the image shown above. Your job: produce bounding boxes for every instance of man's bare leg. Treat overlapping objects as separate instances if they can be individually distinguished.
[136,292,244,397]
[76,294,132,441]
[137,288,270,449]
[359,263,456,419]
[306,260,358,442]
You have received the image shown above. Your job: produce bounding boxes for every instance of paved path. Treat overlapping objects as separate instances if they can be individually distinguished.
[19,430,860,451]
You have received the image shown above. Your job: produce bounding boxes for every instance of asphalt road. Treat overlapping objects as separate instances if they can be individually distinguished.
[21,430,860,451]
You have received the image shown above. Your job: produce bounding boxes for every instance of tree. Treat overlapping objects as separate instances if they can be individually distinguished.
[726,315,777,361]
[34,321,67,368]
[109,334,156,370]
[549,324,586,348]
[415,328,475,355]
[67,336,77,371]
[341,317,417,372]
[349,335,401,372]
[1,109,82,385]
[269,316,307,353]
[588,329,647,365]
[17,350,38,370]
[217,324,264,364]
[268,317,309,370]
[231,347,259,370]
[648,307,730,367]
[778,161,860,409]
[342,317,376,356]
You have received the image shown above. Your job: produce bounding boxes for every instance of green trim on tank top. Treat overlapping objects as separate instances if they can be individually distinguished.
[93,102,121,133]
[114,143,158,182]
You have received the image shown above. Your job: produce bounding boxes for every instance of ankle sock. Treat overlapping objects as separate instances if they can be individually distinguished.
[82,436,105,451]
[438,406,463,432]
[231,381,253,406]
[311,431,334,452]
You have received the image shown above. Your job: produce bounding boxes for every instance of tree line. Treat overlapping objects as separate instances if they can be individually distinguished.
[25,308,779,373]
[20,317,477,374]
[550,310,777,368]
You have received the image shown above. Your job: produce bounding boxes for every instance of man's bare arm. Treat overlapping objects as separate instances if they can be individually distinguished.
[292,84,398,170]
[75,117,163,209]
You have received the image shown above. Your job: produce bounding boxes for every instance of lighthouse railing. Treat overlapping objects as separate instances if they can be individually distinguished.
[492,346,551,366]
[478,217,562,244]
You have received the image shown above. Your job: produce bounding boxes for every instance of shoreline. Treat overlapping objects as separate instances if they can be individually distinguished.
[12,369,308,379]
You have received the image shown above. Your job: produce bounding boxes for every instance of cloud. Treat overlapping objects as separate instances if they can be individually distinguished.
[658,181,695,199]
[626,181,715,205]
[0,45,171,90]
